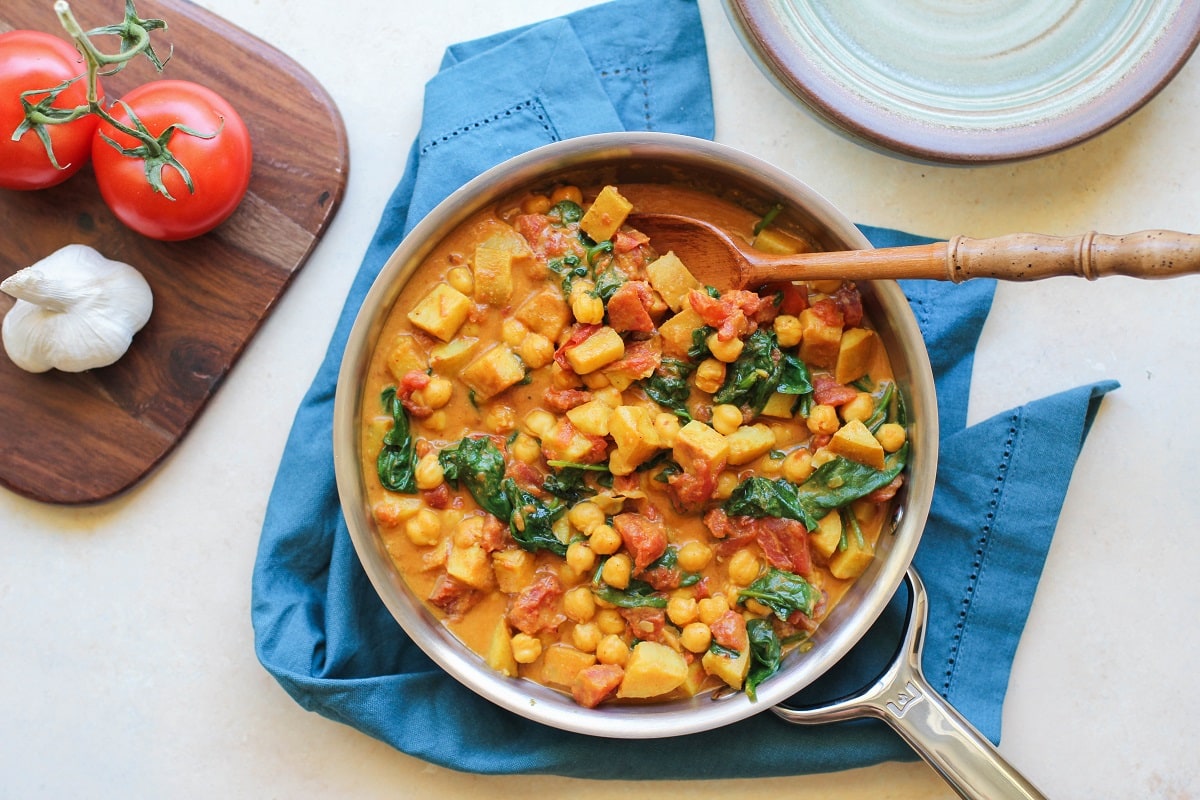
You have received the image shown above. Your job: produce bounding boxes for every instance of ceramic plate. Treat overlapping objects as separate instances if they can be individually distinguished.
[723,0,1200,164]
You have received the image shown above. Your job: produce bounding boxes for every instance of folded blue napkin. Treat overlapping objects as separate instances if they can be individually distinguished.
[252,0,1116,779]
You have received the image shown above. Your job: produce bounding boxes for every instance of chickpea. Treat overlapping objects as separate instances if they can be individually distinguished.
[602,553,633,590]
[522,408,557,438]
[714,470,739,500]
[485,404,517,434]
[774,314,803,348]
[667,595,699,627]
[425,410,447,432]
[570,289,605,325]
[518,332,555,369]
[876,422,907,453]
[593,386,623,408]
[501,318,528,347]
[711,404,743,436]
[521,193,552,215]
[680,622,713,654]
[572,622,601,653]
[743,598,772,617]
[595,634,629,666]
[758,452,785,476]
[550,185,583,205]
[446,266,474,296]
[653,412,682,447]
[676,541,713,572]
[414,452,445,491]
[510,633,543,664]
[550,362,584,389]
[563,585,597,623]
[452,515,484,548]
[404,508,441,547]
[510,433,542,465]
[568,501,605,535]
[566,540,597,575]
[706,331,745,363]
[840,392,875,423]
[697,595,730,626]
[595,608,627,636]
[415,376,453,410]
[783,449,815,484]
[694,358,726,394]
[728,548,762,586]
[807,403,840,435]
[589,524,622,555]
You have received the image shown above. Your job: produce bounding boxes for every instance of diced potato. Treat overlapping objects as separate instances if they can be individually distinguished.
[515,288,571,341]
[701,643,750,690]
[565,327,625,375]
[725,424,778,466]
[658,307,705,358]
[407,283,473,343]
[827,419,885,470]
[834,327,877,385]
[673,420,729,474]
[752,226,808,255]
[544,420,606,463]
[486,616,519,677]
[472,246,513,305]
[608,405,664,475]
[798,306,843,368]
[384,333,428,382]
[579,185,633,243]
[829,528,874,580]
[646,251,703,312]
[429,337,479,373]
[680,657,709,697]
[567,399,614,437]
[492,548,535,594]
[479,223,534,259]
[461,344,527,400]
[809,510,843,561]
[541,644,598,687]
[446,543,493,590]
[616,641,689,699]
[760,391,796,420]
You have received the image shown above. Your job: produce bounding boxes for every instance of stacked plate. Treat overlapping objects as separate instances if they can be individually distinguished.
[723,0,1200,164]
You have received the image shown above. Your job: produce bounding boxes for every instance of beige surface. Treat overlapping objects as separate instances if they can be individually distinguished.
[3,1,1198,797]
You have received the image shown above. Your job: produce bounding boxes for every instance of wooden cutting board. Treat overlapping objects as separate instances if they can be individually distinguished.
[0,0,349,504]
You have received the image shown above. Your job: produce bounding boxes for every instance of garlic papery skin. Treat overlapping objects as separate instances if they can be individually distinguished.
[1,244,154,373]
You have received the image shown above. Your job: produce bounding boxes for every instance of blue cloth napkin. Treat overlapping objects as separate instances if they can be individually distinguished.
[252,0,1117,779]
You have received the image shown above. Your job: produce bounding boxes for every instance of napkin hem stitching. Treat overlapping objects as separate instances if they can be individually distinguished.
[941,411,1018,697]
[419,97,553,157]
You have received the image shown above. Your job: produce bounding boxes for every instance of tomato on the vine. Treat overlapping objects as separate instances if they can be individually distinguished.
[92,79,252,241]
[0,30,101,191]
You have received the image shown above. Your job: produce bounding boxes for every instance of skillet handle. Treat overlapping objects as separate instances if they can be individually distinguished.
[773,570,1050,800]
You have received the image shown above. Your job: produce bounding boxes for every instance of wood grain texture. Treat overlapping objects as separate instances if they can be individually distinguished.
[0,0,349,504]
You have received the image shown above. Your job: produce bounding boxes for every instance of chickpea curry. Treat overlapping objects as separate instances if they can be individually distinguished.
[359,183,908,708]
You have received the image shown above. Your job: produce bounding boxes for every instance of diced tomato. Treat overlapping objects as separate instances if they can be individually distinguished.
[613,513,668,572]
[572,664,624,708]
[544,388,593,413]
[508,573,566,635]
[667,466,716,515]
[833,283,864,328]
[867,475,904,502]
[515,214,585,261]
[688,289,766,341]
[422,484,451,509]
[748,516,812,577]
[620,607,668,643]
[606,280,657,333]
[604,338,662,380]
[809,297,844,328]
[399,369,434,418]
[479,514,510,552]
[709,610,748,651]
[428,574,478,619]
[812,374,859,407]
[703,507,735,539]
[758,280,809,316]
[504,458,544,493]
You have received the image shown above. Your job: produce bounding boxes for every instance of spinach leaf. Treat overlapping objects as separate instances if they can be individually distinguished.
[752,203,785,236]
[744,617,782,701]
[712,329,790,414]
[708,641,740,659]
[775,353,812,396]
[586,240,614,268]
[438,436,511,520]
[502,478,567,556]
[548,199,583,226]
[542,466,597,505]
[687,326,715,361]
[644,545,701,587]
[548,254,588,296]
[377,387,417,493]
[592,563,668,608]
[738,568,820,620]
[640,357,695,421]
[865,381,895,433]
[724,444,908,529]
[592,267,625,303]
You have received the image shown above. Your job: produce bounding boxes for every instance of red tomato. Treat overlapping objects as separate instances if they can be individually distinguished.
[0,30,100,190]
[92,79,252,241]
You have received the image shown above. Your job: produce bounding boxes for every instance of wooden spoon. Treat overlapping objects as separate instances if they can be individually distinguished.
[628,212,1200,291]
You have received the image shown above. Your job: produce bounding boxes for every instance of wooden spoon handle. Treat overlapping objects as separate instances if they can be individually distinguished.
[747,230,1200,283]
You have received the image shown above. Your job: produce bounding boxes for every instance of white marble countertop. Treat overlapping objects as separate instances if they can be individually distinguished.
[4,1,1199,797]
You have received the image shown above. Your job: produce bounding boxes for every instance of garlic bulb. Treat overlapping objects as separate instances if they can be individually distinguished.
[1,244,154,373]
